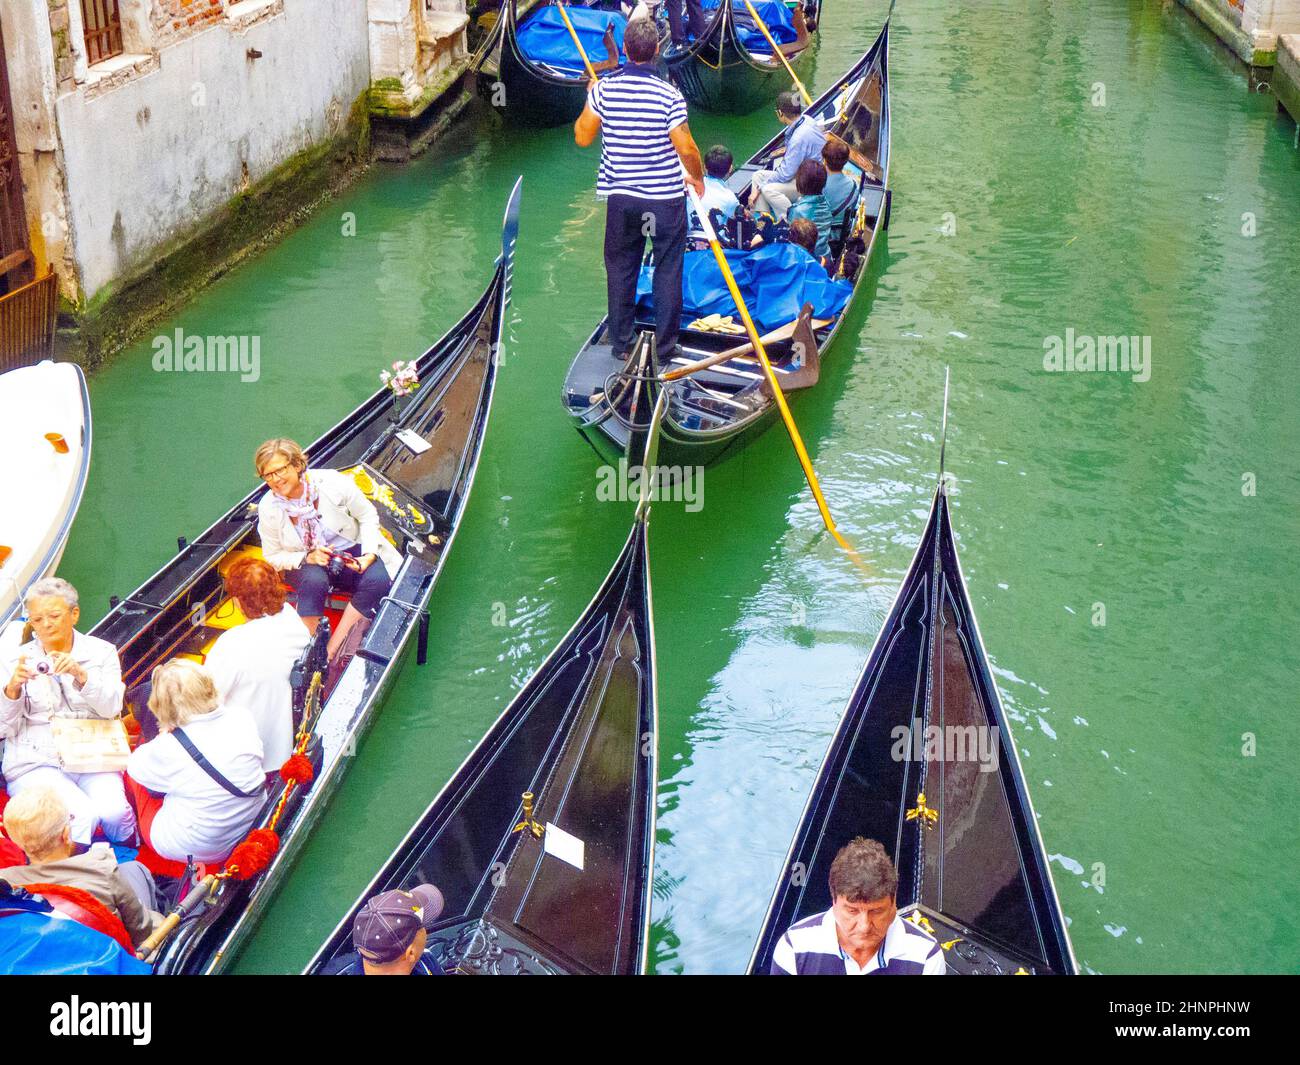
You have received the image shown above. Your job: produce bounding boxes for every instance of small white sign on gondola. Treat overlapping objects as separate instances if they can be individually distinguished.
[543,822,585,872]
[395,428,432,455]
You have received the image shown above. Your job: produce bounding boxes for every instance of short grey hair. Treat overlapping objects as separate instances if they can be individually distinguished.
[25,577,79,610]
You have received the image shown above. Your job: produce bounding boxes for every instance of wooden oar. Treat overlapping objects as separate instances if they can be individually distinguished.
[135,874,219,961]
[740,0,880,180]
[685,190,862,565]
[663,315,830,381]
[741,0,813,103]
[555,2,599,81]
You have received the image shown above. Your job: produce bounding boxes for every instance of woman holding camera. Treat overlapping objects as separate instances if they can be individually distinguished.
[253,438,400,661]
[0,578,135,847]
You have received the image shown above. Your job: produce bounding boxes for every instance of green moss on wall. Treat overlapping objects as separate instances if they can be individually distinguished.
[59,94,372,370]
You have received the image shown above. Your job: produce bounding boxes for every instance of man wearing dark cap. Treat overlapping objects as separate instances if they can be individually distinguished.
[319,883,446,975]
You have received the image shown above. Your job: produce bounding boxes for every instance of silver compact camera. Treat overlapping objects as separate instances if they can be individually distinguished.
[31,656,55,675]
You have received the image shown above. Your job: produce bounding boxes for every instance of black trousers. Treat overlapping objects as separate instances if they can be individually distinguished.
[604,193,686,359]
[667,0,710,44]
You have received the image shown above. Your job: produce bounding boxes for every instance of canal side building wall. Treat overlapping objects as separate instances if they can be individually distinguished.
[1,1,465,367]
[1176,0,1300,66]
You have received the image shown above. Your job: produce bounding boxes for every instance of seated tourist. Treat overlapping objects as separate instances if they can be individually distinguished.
[749,92,827,217]
[254,438,401,661]
[204,557,310,774]
[690,145,741,232]
[0,786,163,949]
[822,139,859,233]
[787,217,830,274]
[319,883,446,976]
[771,837,946,975]
[124,659,265,865]
[0,578,134,847]
[787,159,832,260]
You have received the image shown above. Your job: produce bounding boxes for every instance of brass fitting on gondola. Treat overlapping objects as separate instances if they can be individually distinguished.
[905,791,939,828]
[512,791,544,839]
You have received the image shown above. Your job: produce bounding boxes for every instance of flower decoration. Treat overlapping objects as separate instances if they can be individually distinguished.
[380,359,420,398]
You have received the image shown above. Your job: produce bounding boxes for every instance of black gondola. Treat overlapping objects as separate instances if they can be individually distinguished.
[747,407,1077,975]
[662,0,820,114]
[305,394,663,976]
[92,179,521,975]
[562,12,890,469]
[473,0,631,127]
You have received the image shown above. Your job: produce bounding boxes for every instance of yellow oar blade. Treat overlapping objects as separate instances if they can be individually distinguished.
[684,180,866,572]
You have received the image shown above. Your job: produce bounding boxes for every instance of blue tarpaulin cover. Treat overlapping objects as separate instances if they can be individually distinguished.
[516,7,629,73]
[702,0,798,52]
[0,902,150,975]
[637,243,852,334]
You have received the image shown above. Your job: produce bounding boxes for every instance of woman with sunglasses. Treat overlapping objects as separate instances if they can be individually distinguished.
[252,438,400,661]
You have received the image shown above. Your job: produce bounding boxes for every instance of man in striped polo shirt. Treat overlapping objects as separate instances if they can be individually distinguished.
[771,837,947,975]
[575,17,705,361]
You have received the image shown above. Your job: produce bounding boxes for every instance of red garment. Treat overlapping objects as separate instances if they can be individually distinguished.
[0,789,25,868]
[122,773,187,879]
[21,881,134,952]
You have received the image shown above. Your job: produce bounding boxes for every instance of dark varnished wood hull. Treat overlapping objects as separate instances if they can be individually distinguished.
[92,180,522,974]
[747,484,1077,975]
[306,511,658,976]
[476,0,624,127]
[663,4,820,114]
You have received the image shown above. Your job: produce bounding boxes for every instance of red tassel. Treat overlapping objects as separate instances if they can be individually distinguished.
[279,753,314,785]
[226,828,280,880]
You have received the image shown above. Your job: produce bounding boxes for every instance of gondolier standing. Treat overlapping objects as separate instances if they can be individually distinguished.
[575,17,705,362]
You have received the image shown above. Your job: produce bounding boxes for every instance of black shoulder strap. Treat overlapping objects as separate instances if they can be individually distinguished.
[173,728,262,798]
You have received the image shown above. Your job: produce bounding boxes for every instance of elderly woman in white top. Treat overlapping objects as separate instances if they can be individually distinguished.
[253,438,401,661]
[0,578,134,846]
[124,659,264,865]
[204,556,309,773]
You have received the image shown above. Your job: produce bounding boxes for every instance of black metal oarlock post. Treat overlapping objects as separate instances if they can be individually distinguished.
[416,609,430,666]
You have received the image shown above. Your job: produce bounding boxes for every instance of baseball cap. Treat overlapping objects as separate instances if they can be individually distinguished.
[352,883,445,963]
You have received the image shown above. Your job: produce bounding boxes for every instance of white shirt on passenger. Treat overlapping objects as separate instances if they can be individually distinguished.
[204,605,309,772]
[0,631,125,783]
[126,703,265,864]
[689,176,740,232]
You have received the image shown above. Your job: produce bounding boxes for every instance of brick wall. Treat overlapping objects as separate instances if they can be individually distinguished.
[150,0,227,47]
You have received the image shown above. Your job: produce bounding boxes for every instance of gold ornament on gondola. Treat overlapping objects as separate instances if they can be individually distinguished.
[906,791,938,828]
[906,910,936,936]
[512,791,544,839]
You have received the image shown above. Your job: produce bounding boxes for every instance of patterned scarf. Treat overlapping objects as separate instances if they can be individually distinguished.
[267,471,326,550]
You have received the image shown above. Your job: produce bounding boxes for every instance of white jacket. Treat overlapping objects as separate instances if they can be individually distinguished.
[125,703,265,864]
[256,468,402,579]
[0,631,125,783]
[205,605,310,772]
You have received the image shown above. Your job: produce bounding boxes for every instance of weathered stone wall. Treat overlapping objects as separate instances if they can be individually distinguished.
[1177,0,1300,64]
[1275,34,1300,123]
[50,0,369,303]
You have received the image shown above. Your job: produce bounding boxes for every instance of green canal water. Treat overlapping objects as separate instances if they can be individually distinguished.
[59,0,1299,974]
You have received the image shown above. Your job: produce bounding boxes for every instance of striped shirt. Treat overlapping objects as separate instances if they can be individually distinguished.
[590,64,689,201]
[771,909,948,975]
